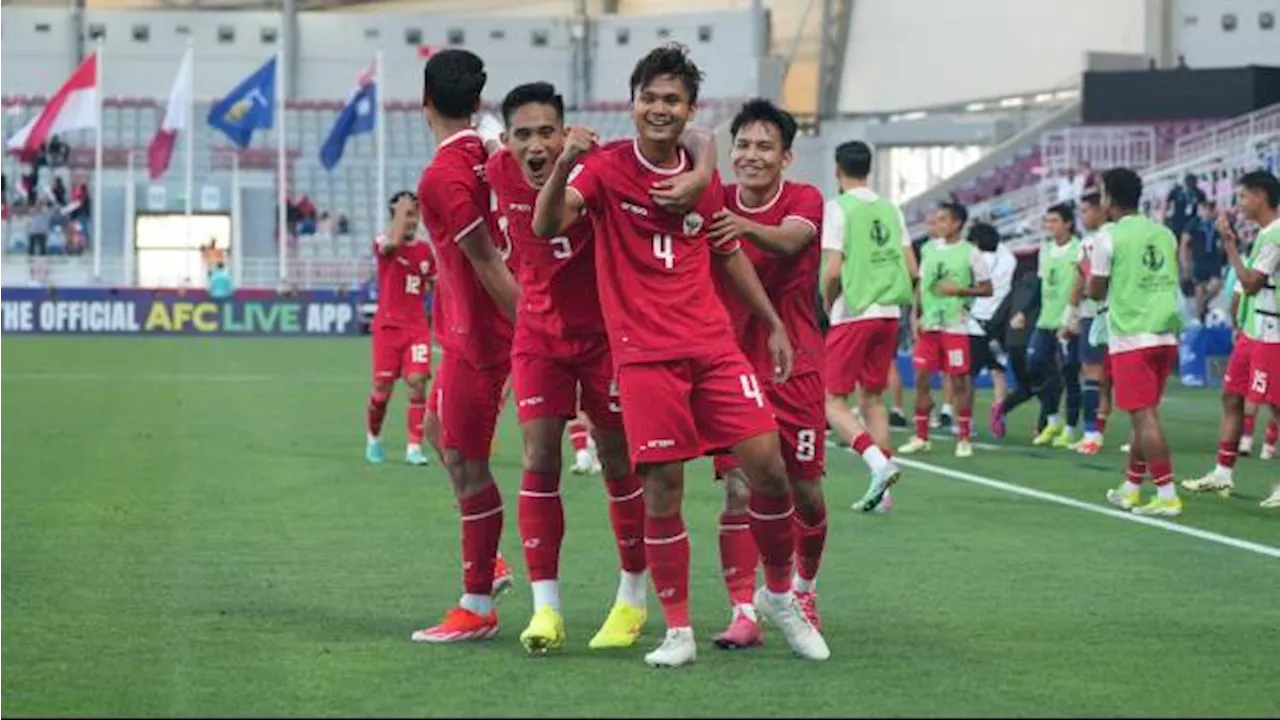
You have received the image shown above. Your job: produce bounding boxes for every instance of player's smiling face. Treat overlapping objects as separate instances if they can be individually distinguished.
[503,103,564,188]
[1043,213,1069,241]
[731,121,790,193]
[1238,186,1265,221]
[1079,201,1104,231]
[632,75,694,144]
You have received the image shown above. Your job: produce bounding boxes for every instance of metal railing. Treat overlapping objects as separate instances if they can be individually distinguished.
[1173,102,1280,163]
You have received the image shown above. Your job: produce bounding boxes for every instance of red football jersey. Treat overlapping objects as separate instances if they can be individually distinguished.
[718,181,825,379]
[568,139,740,366]
[417,129,515,369]
[487,149,603,339]
[372,236,436,330]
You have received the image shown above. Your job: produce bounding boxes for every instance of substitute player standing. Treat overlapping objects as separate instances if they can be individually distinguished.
[1088,168,1184,517]
[1182,170,1280,507]
[365,191,437,467]
[534,44,829,668]
[1068,191,1112,455]
[703,99,828,647]
[818,140,915,512]
[410,49,522,643]
[486,81,652,653]
[899,202,993,457]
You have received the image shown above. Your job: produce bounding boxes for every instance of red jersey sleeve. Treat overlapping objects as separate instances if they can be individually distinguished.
[784,184,824,237]
[701,173,740,255]
[566,154,603,211]
[419,164,486,243]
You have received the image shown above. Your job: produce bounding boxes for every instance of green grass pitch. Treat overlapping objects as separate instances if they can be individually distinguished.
[3,337,1278,717]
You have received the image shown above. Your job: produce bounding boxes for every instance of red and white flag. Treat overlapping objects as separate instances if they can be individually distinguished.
[6,54,98,156]
[147,48,193,180]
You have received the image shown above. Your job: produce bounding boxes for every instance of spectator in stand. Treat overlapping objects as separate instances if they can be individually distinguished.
[21,166,39,205]
[51,176,67,206]
[47,135,69,167]
[2,174,8,222]
[26,199,53,256]
[1166,172,1207,238]
[1179,200,1223,325]
[336,212,350,235]
[70,182,90,245]
[208,262,235,300]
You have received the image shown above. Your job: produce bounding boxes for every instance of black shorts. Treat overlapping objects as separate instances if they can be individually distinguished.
[968,322,1005,377]
[1192,264,1223,285]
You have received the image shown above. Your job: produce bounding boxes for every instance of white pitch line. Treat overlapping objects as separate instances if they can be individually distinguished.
[0,372,354,384]
[895,457,1280,560]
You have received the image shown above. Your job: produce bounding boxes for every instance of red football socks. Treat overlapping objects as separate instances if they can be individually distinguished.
[407,396,426,445]
[1217,440,1238,470]
[517,471,563,582]
[915,413,930,441]
[366,389,391,437]
[794,503,827,586]
[957,408,973,442]
[459,483,504,596]
[1243,412,1257,438]
[645,513,690,628]
[748,490,795,595]
[1267,419,1279,446]
[1149,460,1174,487]
[718,510,757,606]
[605,474,646,573]
[1126,457,1147,485]
[568,420,590,452]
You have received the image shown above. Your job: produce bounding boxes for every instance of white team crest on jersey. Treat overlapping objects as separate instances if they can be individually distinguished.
[419,261,431,275]
[682,211,704,237]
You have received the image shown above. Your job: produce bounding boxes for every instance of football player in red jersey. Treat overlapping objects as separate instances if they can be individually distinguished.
[702,99,829,648]
[365,191,437,467]
[409,49,521,644]
[534,44,829,668]
[487,82,650,653]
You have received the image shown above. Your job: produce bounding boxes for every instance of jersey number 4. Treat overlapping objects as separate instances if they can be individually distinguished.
[653,234,674,270]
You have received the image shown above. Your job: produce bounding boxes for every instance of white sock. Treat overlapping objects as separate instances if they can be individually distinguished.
[407,442,422,454]
[1239,435,1254,452]
[941,403,954,416]
[1122,480,1142,494]
[766,589,791,606]
[891,406,904,415]
[733,602,758,623]
[1048,414,1061,426]
[531,579,561,612]
[859,443,890,474]
[367,432,379,443]
[1213,465,1234,482]
[459,593,492,615]
[794,575,816,593]
[1157,482,1177,500]
[616,571,647,608]
[574,448,593,466]
[1086,431,1102,442]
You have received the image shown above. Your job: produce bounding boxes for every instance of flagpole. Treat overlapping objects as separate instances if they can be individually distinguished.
[93,38,104,282]
[184,40,195,250]
[375,51,386,240]
[232,152,243,289]
[276,49,288,285]
[124,151,136,285]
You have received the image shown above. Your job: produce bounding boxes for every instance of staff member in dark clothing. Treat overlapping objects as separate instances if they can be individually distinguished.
[1179,199,1223,324]
[1166,173,1207,238]
[989,265,1042,438]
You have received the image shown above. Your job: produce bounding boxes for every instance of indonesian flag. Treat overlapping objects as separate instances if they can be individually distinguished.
[7,53,98,156]
[147,48,193,180]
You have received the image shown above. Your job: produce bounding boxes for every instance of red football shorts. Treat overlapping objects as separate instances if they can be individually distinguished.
[913,330,970,375]
[1223,335,1255,399]
[618,349,777,466]
[512,329,622,432]
[1246,340,1280,406]
[1110,345,1178,412]
[825,318,899,395]
[714,371,826,481]
[372,324,432,382]
[436,352,511,460]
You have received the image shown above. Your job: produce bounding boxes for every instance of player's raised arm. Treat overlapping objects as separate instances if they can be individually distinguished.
[532,125,596,238]
[457,221,520,321]
[379,192,417,256]
[714,247,794,383]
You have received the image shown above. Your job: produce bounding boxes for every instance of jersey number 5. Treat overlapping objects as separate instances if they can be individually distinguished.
[653,233,674,270]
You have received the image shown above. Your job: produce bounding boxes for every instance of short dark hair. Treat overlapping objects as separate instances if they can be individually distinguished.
[968,221,1000,252]
[834,141,873,179]
[729,98,798,150]
[938,201,968,226]
[629,43,704,103]
[1080,191,1102,207]
[422,49,486,119]
[388,190,416,218]
[1046,202,1074,226]
[1101,167,1143,210]
[1239,170,1280,208]
[500,82,564,126]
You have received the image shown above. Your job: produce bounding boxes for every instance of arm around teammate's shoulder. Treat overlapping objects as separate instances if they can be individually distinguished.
[457,222,520,322]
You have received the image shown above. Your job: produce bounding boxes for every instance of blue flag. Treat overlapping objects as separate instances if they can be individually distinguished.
[319,63,377,171]
[207,57,277,149]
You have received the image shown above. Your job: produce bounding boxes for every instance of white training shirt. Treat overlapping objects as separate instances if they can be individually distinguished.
[968,244,1017,335]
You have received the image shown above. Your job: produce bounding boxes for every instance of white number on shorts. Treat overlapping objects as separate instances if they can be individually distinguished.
[653,233,675,269]
[550,235,573,260]
[1251,369,1269,395]
[795,429,817,462]
[410,343,429,364]
[947,349,965,368]
[739,373,764,408]
[405,275,422,295]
